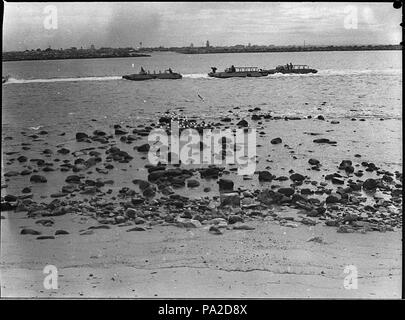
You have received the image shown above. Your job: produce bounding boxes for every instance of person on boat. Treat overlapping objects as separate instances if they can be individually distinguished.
[230,65,236,73]
[168,68,173,73]
[211,67,217,73]
[140,67,147,75]
[289,62,293,70]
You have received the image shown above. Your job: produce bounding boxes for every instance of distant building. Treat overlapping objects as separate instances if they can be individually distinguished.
[190,43,194,48]
[206,40,210,48]
[90,44,95,50]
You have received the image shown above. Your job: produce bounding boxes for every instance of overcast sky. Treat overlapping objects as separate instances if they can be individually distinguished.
[3,2,402,51]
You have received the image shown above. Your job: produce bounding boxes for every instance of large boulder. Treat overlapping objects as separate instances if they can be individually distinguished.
[290,173,305,182]
[258,171,274,182]
[363,178,378,190]
[278,187,295,197]
[220,192,240,207]
[30,175,47,183]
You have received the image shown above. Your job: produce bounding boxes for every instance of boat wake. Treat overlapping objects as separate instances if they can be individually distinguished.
[5,76,122,84]
[3,69,400,85]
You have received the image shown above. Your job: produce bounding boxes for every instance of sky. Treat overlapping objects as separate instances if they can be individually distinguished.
[2,2,402,51]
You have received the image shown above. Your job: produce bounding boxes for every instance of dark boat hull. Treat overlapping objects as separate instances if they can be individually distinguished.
[278,69,317,74]
[155,73,182,79]
[122,73,182,81]
[208,71,267,78]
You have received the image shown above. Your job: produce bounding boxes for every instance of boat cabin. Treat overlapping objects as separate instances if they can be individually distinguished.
[225,66,261,73]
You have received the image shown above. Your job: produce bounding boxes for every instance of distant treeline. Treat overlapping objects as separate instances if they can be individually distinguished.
[170,44,402,54]
[2,47,150,62]
[3,44,401,61]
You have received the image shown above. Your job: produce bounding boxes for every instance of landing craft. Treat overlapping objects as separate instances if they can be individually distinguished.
[123,68,182,81]
[208,66,269,78]
[266,64,318,74]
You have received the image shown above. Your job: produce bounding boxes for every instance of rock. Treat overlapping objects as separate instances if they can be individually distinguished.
[137,144,150,152]
[1,202,14,211]
[50,192,68,198]
[65,175,82,183]
[233,224,255,230]
[284,222,298,228]
[220,192,240,207]
[200,167,221,179]
[35,219,54,227]
[308,158,320,166]
[4,171,20,177]
[134,217,146,225]
[337,225,355,233]
[131,197,144,205]
[142,186,156,198]
[36,236,55,240]
[228,215,244,224]
[209,225,223,235]
[30,175,47,183]
[176,218,202,228]
[93,130,106,136]
[57,148,70,154]
[290,173,305,182]
[236,119,248,127]
[271,137,282,144]
[317,115,325,120]
[363,178,378,190]
[300,217,317,226]
[17,156,28,162]
[4,194,18,202]
[76,132,88,141]
[258,171,274,182]
[331,177,344,185]
[21,228,41,235]
[127,227,147,232]
[277,187,295,197]
[115,129,128,135]
[326,193,342,203]
[218,179,234,191]
[325,220,339,227]
[55,230,69,235]
[307,236,325,244]
[187,179,200,188]
[313,138,336,144]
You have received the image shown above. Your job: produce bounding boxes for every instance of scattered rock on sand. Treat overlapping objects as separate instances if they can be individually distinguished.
[30,175,47,183]
[21,228,41,235]
[363,178,378,190]
[258,171,274,182]
[271,137,282,144]
[209,225,223,235]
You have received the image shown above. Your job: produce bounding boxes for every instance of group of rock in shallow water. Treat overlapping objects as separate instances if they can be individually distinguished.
[1,108,402,239]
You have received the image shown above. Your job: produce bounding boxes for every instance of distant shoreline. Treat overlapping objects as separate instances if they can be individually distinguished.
[2,47,401,62]
[2,54,151,62]
[173,46,402,55]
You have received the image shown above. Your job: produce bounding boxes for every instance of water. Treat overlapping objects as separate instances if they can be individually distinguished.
[2,51,402,130]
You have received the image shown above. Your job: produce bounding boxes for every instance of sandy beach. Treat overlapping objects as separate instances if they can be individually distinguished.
[1,207,401,298]
[2,47,402,299]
